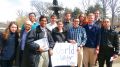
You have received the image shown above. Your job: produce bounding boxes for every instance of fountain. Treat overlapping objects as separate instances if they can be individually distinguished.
[49,0,64,18]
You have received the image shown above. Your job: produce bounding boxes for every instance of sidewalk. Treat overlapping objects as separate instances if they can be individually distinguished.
[112,63,120,67]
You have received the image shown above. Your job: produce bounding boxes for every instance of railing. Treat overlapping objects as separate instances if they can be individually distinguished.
[0,28,21,32]
[0,28,6,32]
[0,28,6,29]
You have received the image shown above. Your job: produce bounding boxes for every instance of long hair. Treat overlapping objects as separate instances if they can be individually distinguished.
[2,21,19,40]
[83,17,89,25]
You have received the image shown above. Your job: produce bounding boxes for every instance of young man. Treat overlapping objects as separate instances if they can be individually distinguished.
[94,10,101,28]
[23,16,54,67]
[21,12,39,30]
[67,18,87,67]
[83,13,100,67]
[63,12,72,31]
[46,15,57,67]
[46,15,57,32]
[98,19,119,67]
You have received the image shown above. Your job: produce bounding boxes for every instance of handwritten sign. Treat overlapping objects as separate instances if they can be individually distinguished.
[51,43,77,66]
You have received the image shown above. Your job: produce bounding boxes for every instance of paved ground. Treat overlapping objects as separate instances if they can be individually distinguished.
[1,56,120,67]
[96,63,120,67]
[96,59,120,67]
[112,63,120,67]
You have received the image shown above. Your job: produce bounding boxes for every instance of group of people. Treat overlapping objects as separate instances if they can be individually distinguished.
[0,10,119,67]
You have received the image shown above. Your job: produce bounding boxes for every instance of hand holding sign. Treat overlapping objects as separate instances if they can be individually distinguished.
[69,40,76,44]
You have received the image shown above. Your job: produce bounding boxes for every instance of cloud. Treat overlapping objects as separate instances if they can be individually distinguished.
[0,0,97,22]
[0,0,31,22]
[0,0,17,22]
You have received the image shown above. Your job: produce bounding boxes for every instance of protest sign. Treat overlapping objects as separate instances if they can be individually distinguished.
[51,43,77,66]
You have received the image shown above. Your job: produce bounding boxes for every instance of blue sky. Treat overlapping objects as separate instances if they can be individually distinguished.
[0,0,96,22]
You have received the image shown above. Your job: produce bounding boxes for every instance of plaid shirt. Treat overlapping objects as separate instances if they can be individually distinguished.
[67,26,87,47]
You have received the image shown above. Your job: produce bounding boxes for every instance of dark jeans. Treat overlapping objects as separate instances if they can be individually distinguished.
[1,60,13,67]
[48,54,52,67]
[19,50,23,67]
[98,54,113,67]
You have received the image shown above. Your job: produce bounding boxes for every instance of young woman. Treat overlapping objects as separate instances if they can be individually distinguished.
[0,22,19,67]
[52,20,67,42]
[52,20,68,67]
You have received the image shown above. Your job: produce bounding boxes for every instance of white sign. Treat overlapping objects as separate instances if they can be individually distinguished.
[51,43,77,66]
[34,38,49,50]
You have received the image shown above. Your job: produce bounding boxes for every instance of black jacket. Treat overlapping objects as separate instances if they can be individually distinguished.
[52,27,67,42]
[94,19,101,28]
[99,27,119,55]
[21,25,55,67]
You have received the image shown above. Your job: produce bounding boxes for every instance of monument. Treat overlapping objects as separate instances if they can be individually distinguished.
[49,0,64,18]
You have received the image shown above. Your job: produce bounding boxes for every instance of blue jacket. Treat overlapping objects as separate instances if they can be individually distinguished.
[83,24,100,48]
[1,33,19,60]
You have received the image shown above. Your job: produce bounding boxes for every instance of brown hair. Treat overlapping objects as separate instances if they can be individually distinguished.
[83,17,89,25]
[50,14,57,18]
[64,12,72,16]
[79,13,85,18]
[56,20,63,24]
[2,21,19,40]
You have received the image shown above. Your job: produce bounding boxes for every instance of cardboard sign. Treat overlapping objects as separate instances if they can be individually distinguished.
[51,43,77,66]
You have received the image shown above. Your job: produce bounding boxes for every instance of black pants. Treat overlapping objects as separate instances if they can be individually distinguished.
[55,65,78,67]
[1,60,13,67]
[19,50,24,67]
[48,52,52,67]
[98,54,113,67]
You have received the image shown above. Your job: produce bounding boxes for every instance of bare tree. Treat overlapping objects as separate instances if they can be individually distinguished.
[16,9,28,27]
[99,0,110,19]
[31,0,53,16]
[117,7,120,23]
[109,0,120,25]
[16,10,24,17]
[82,0,91,12]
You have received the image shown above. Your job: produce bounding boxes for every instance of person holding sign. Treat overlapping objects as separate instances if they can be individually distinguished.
[52,20,68,67]
[24,15,55,67]
[67,17,87,67]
